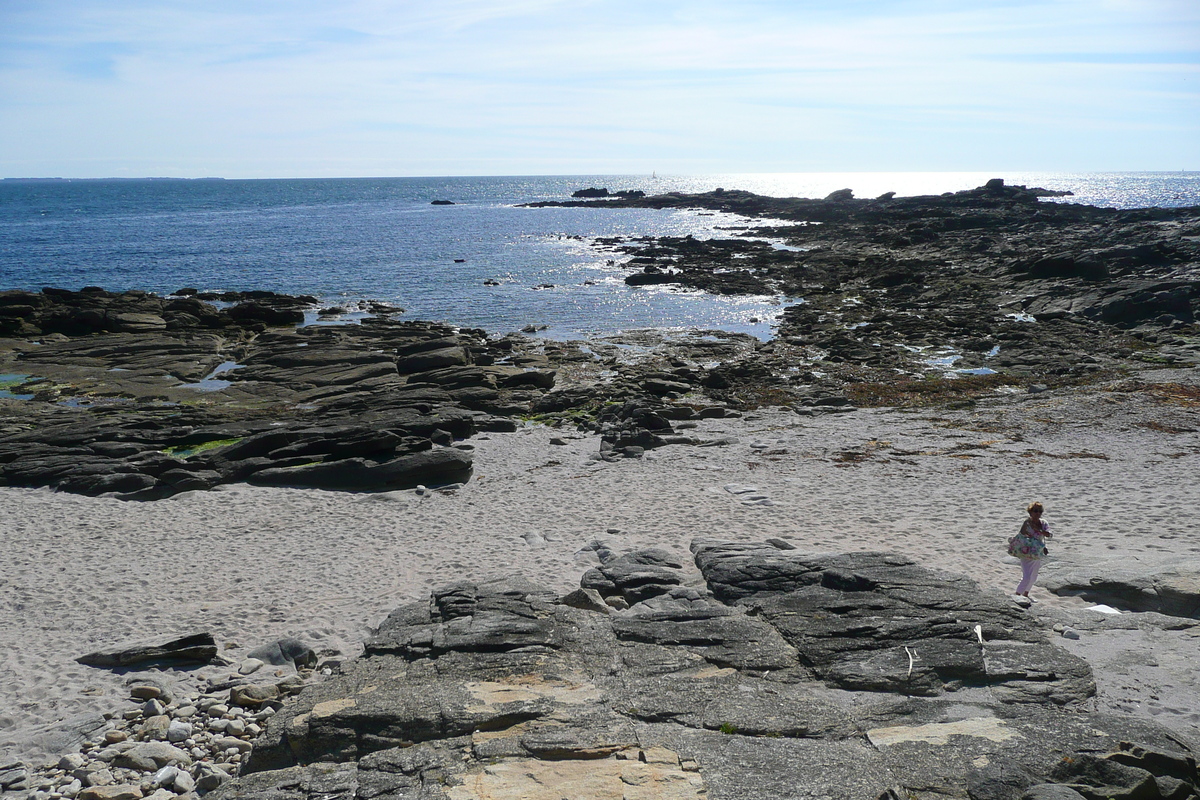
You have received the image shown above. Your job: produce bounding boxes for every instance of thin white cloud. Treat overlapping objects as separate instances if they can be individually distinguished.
[0,0,1196,176]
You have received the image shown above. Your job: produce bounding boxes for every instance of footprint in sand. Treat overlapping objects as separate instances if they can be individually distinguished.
[723,484,775,507]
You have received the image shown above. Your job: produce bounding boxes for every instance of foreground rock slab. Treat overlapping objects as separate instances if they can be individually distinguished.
[212,543,1197,800]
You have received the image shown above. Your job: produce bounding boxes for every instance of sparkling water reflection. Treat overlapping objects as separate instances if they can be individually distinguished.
[1,173,1195,339]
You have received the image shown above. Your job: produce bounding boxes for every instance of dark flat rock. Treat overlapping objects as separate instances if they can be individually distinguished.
[247,448,472,491]
[76,632,217,667]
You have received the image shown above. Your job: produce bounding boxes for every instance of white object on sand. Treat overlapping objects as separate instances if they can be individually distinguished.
[1085,604,1121,615]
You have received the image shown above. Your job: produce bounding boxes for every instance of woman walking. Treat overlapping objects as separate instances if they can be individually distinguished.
[1010,501,1052,599]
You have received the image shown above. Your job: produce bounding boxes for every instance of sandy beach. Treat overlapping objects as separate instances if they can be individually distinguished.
[3,369,1200,767]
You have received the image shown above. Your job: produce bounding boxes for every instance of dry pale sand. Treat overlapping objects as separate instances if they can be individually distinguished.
[3,377,1199,764]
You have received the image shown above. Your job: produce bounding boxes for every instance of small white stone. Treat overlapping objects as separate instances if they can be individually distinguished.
[1062,628,1081,640]
[142,700,165,718]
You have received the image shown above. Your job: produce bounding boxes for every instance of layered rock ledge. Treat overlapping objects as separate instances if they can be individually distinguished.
[209,543,1196,800]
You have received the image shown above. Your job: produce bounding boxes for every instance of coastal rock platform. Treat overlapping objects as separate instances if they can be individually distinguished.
[3,181,1199,499]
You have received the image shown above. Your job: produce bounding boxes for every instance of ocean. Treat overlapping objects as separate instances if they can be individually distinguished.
[2,172,1197,341]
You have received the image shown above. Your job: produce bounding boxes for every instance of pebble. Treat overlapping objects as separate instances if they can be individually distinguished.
[12,655,327,800]
[165,722,191,744]
[58,756,86,772]
[215,736,252,753]
[137,717,169,741]
[1062,628,1081,640]
[171,772,194,794]
[238,658,264,676]
[150,767,177,788]
[83,770,114,788]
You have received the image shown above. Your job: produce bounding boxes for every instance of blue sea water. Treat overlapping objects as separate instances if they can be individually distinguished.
[1,172,1197,340]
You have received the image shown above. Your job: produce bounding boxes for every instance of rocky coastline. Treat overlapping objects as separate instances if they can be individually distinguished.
[2,183,1199,499]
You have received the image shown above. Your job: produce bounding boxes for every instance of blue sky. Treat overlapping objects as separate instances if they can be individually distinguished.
[1,0,1196,178]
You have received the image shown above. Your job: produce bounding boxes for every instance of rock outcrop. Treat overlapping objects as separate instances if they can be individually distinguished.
[0,293,561,499]
[212,543,1196,800]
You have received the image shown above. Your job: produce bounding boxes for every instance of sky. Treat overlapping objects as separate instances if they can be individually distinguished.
[1,0,1197,178]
